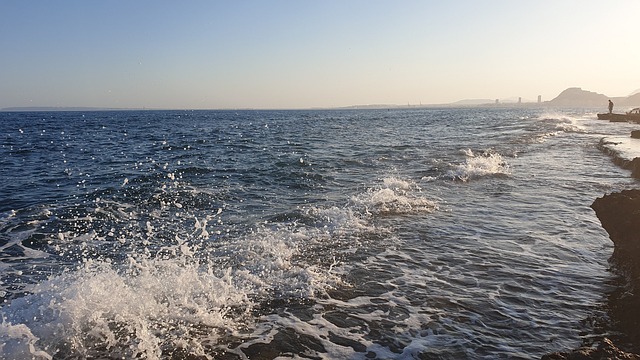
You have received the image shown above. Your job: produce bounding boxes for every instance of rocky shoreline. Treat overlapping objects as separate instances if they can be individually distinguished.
[597,138,640,178]
[542,135,640,359]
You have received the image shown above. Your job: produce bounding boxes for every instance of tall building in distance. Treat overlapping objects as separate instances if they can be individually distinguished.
[538,95,542,103]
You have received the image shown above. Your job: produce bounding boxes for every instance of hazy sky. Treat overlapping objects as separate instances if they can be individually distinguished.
[1,1,639,109]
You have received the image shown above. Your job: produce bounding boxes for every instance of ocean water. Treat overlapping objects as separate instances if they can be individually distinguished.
[0,108,638,359]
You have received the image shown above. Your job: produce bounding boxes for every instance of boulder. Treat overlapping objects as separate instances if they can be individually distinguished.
[591,189,640,277]
[589,189,640,354]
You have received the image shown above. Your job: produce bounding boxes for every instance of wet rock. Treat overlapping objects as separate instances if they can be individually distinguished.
[591,189,640,279]
[541,338,640,360]
[588,189,640,355]
[631,158,640,179]
[596,139,640,179]
[631,130,640,139]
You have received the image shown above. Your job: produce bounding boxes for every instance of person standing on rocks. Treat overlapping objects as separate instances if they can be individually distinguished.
[609,99,614,114]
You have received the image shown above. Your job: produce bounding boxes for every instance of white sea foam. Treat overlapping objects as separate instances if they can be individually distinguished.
[351,177,438,215]
[539,112,586,134]
[302,206,374,235]
[0,171,364,357]
[0,321,52,360]
[1,249,250,359]
[0,214,347,359]
[447,150,511,182]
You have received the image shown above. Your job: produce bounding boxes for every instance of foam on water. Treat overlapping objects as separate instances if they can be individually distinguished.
[553,117,586,134]
[0,175,382,358]
[350,177,438,215]
[517,112,588,144]
[0,218,352,359]
[0,174,431,358]
[447,150,511,182]
[2,254,248,358]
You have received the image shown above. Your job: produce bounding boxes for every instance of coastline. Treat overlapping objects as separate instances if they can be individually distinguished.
[597,137,640,178]
[543,132,640,359]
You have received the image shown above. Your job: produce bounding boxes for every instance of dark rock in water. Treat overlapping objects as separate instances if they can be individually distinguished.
[541,338,640,360]
[631,130,640,139]
[589,189,640,355]
[633,158,640,179]
[592,189,640,276]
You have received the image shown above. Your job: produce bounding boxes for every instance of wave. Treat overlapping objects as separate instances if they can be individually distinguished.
[539,112,587,134]
[350,177,438,215]
[1,252,249,359]
[447,150,511,182]
[0,177,385,359]
[0,217,350,359]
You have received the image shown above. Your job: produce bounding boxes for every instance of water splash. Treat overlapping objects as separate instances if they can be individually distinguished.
[351,177,438,215]
[447,150,511,182]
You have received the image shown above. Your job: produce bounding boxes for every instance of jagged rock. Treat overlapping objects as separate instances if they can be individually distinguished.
[589,190,640,355]
[596,140,640,179]
[591,189,640,276]
[541,338,640,360]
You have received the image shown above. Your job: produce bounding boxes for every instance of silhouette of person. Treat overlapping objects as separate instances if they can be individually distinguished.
[609,100,614,114]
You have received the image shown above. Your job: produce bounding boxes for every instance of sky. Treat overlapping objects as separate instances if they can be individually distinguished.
[1,0,639,109]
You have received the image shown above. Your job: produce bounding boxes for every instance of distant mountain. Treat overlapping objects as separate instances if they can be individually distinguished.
[546,87,640,108]
[451,99,495,105]
[624,93,640,106]
[547,87,609,107]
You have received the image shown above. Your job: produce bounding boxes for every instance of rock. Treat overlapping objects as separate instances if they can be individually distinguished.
[631,130,640,139]
[591,189,640,278]
[596,139,640,179]
[632,158,640,179]
[589,189,640,355]
[541,338,640,360]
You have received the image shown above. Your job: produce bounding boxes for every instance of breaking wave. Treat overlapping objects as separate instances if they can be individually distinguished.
[447,150,511,182]
[350,177,438,215]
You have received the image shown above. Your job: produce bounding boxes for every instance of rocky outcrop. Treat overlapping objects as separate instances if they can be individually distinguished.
[589,189,640,355]
[631,130,640,139]
[596,140,640,179]
[592,189,640,278]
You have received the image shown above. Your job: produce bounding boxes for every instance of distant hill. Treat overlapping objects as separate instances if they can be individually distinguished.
[546,87,640,108]
[547,87,609,107]
[451,99,495,106]
[624,93,640,106]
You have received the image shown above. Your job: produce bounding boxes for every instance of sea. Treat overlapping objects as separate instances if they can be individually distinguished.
[0,108,638,359]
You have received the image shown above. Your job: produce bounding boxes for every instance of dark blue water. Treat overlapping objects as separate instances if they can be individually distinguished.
[0,108,638,359]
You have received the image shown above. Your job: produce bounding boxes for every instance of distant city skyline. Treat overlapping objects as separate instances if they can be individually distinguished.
[1,1,639,109]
